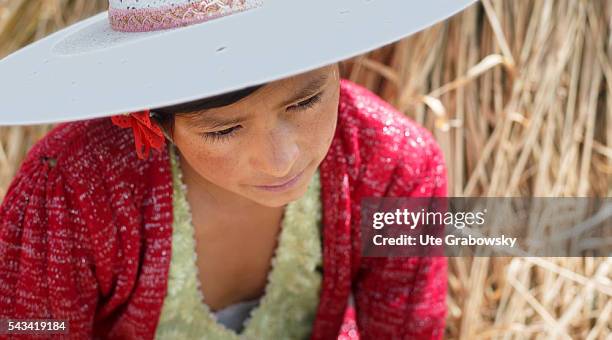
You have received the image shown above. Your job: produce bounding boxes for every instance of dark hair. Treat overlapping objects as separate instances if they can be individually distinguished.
[151,83,266,140]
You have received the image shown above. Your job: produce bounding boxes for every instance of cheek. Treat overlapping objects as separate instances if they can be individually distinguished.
[316,90,340,146]
[175,132,244,186]
[193,153,240,183]
[323,103,339,144]
[299,101,338,155]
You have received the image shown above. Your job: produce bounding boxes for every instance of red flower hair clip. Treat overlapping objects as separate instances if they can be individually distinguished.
[110,110,166,160]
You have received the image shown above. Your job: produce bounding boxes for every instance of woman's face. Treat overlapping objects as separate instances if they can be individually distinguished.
[173,64,340,209]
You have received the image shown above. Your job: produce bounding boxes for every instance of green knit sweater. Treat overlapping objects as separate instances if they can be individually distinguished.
[154,144,323,340]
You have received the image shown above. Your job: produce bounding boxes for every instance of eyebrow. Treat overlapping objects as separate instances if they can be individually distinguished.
[189,73,329,130]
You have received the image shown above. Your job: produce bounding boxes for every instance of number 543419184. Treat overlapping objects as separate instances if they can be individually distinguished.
[1,319,68,335]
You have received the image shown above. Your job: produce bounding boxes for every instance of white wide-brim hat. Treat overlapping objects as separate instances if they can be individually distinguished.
[0,0,475,126]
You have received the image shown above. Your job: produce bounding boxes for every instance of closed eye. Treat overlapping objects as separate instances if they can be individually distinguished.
[288,92,323,111]
[201,125,241,143]
[201,91,324,143]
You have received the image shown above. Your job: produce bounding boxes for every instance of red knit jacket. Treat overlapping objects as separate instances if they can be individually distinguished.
[0,79,448,340]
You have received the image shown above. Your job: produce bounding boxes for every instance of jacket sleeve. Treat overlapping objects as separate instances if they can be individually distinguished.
[0,150,99,339]
[353,126,449,340]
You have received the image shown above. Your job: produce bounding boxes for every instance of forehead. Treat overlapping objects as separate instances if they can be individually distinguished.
[250,65,331,100]
[203,66,331,112]
[178,65,334,128]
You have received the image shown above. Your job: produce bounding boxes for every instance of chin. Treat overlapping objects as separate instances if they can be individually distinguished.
[260,185,310,208]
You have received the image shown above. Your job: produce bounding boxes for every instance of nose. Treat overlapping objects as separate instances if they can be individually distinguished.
[250,125,300,179]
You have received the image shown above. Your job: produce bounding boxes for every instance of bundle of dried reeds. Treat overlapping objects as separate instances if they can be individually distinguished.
[342,1,611,338]
[1,0,610,339]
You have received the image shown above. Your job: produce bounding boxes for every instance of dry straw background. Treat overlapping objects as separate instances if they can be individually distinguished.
[0,0,611,339]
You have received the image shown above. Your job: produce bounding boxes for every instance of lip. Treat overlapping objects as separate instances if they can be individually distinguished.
[254,168,306,192]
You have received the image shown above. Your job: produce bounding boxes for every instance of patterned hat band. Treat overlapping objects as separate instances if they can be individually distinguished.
[108,0,263,32]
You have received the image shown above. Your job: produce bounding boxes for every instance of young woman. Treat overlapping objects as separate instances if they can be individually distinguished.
[0,0,472,338]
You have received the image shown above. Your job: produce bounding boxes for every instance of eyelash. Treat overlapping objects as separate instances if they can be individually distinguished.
[288,91,323,111]
[201,92,324,143]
